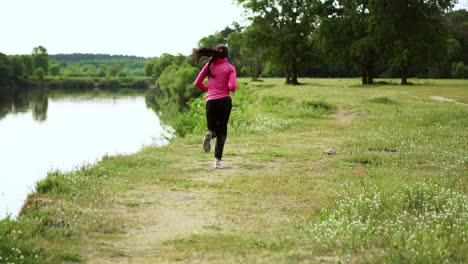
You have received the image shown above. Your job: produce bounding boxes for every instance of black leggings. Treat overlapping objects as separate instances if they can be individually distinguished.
[206,96,232,159]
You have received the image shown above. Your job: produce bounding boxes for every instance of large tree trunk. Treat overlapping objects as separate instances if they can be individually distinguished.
[285,60,300,85]
[362,70,367,84]
[290,62,299,85]
[285,68,292,84]
[367,65,374,84]
[400,64,409,85]
[251,59,262,81]
[361,64,374,85]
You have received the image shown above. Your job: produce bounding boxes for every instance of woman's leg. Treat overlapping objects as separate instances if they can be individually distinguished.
[205,100,218,139]
[214,97,232,160]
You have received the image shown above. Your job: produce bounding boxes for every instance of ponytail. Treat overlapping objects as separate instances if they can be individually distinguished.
[192,45,229,78]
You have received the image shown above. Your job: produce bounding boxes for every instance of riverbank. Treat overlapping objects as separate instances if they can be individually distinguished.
[1,78,466,263]
[0,76,153,94]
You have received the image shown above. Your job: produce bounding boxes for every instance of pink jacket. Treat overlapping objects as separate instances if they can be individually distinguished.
[194,58,237,101]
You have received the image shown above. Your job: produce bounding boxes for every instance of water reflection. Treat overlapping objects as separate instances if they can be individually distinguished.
[0,90,172,219]
[0,90,48,122]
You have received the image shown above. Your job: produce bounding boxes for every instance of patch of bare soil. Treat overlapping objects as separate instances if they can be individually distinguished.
[333,105,358,123]
[430,96,467,105]
[84,187,219,264]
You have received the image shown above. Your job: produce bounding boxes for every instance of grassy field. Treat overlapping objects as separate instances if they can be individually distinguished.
[1,78,466,263]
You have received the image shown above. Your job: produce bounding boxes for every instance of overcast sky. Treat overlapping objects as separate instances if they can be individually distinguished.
[1,0,245,57]
[1,0,466,58]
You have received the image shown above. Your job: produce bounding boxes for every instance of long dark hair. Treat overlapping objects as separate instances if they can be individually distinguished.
[192,45,229,77]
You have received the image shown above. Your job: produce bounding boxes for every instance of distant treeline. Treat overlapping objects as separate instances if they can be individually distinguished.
[50,53,148,62]
[0,47,151,93]
[50,53,148,76]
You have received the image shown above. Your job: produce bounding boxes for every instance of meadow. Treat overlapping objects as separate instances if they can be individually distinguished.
[1,78,466,263]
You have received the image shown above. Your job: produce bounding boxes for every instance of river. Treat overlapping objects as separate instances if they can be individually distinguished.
[0,91,172,219]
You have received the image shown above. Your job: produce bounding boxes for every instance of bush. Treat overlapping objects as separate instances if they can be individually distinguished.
[62,78,94,90]
[98,78,120,90]
[49,64,60,76]
[366,96,398,104]
[119,77,135,87]
[172,98,206,137]
[35,171,64,193]
[301,99,336,110]
[33,68,45,81]
[157,63,202,107]
[451,62,467,79]
[47,79,63,89]
[132,79,149,89]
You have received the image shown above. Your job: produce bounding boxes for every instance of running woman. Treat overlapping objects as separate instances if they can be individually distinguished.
[192,44,237,169]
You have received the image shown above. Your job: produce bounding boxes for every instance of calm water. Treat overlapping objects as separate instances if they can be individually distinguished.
[0,92,172,219]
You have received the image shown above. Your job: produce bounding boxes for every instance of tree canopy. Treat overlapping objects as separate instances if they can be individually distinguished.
[238,0,319,84]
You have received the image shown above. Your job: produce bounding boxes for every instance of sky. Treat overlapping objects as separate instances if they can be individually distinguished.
[0,0,245,57]
[1,0,466,58]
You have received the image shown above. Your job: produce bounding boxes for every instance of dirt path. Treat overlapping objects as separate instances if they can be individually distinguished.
[84,186,219,263]
[429,96,467,106]
[80,107,357,263]
[333,104,358,123]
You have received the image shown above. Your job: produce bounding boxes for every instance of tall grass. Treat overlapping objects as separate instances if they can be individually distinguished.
[171,82,336,137]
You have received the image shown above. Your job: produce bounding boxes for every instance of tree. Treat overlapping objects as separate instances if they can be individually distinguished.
[144,59,155,77]
[32,46,49,74]
[196,23,244,76]
[81,64,97,76]
[380,0,456,84]
[238,0,319,84]
[228,26,265,81]
[49,64,61,76]
[151,53,186,79]
[109,64,121,77]
[0,53,13,87]
[9,56,25,81]
[451,61,467,78]
[21,55,33,77]
[98,65,107,77]
[198,23,242,48]
[157,63,203,107]
[445,10,468,64]
[33,68,45,82]
[317,0,386,84]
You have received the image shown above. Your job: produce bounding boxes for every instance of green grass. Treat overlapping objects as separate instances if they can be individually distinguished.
[1,78,466,263]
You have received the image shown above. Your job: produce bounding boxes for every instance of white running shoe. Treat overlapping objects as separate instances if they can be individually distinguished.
[214,160,223,169]
[203,131,212,153]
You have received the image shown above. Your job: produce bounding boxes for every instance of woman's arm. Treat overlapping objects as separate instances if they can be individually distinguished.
[228,65,237,92]
[194,64,209,92]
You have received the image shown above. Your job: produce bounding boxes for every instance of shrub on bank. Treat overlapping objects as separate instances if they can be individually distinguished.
[131,79,149,89]
[47,78,94,91]
[45,77,150,91]
[98,78,120,90]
